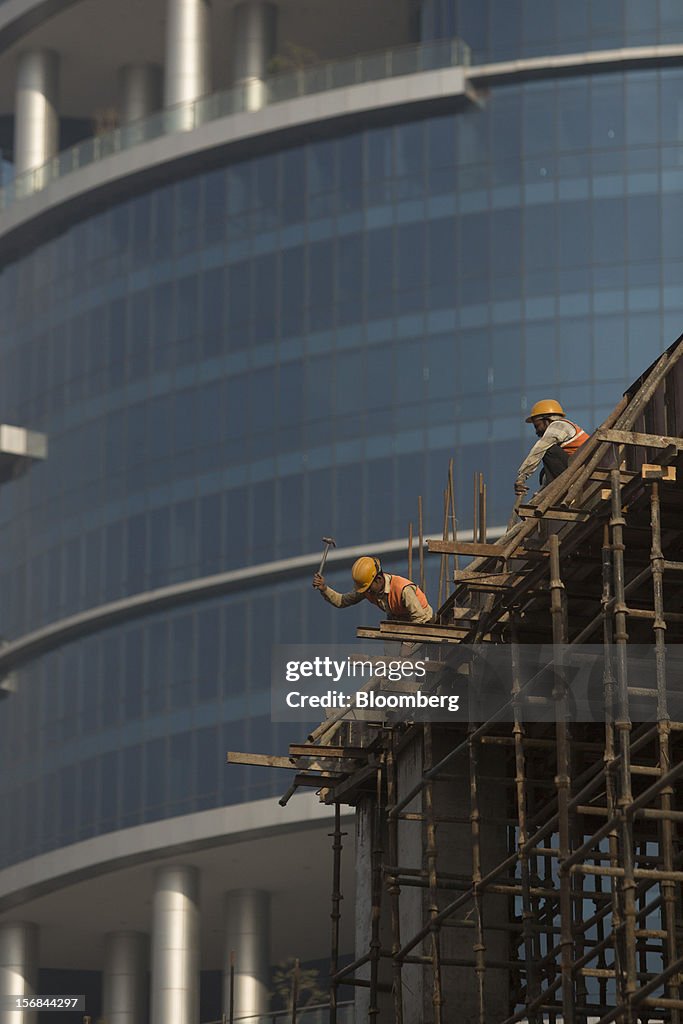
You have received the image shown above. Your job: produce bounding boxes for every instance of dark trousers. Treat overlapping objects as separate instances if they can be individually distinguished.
[539,443,570,486]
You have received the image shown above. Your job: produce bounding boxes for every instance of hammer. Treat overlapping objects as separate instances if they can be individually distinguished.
[318,536,336,575]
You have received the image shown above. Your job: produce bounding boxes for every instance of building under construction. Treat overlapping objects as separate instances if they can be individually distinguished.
[233,334,683,1024]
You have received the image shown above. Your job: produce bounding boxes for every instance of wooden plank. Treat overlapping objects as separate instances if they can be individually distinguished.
[641,464,677,481]
[428,539,548,559]
[356,626,468,644]
[454,569,512,582]
[428,539,506,557]
[227,751,297,769]
[358,622,471,638]
[589,469,638,483]
[288,744,369,760]
[596,428,683,451]
[291,772,345,788]
[378,621,471,641]
[516,506,591,522]
[465,582,516,593]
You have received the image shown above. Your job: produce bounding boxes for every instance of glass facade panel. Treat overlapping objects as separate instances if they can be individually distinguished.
[1,54,683,868]
[422,1,683,61]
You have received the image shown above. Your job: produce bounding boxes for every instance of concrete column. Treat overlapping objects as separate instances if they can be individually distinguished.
[14,50,59,177]
[0,922,39,1024]
[150,865,199,1024]
[231,1,278,110]
[163,0,211,109]
[118,64,163,123]
[222,890,270,1019]
[103,931,149,1024]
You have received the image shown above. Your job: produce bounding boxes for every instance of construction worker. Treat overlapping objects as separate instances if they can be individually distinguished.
[313,556,434,624]
[514,400,590,497]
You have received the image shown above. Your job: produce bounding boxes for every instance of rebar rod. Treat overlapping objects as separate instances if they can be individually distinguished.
[369,763,384,1022]
[649,479,682,1022]
[548,534,575,1024]
[609,468,638,1021]
[418,496,425,594]
[438,489,448,609]
[385,728,404,1024]
[423,724,444,1024]
[511,620,540,1023]
[467,730,486,1024]
[473,472,478,545]
[329,802,343,1024]
[448,458,458,585]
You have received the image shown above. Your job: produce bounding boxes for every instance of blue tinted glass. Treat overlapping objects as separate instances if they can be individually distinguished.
[204,168,227,241]
[120,745,142,827]
[252,254,277,343]
[626,73,659,145]
[281,247,305,337]
[339,135,363,212]
[593,198,626,264]
[366,228,394,319]
[590,0,624,45]
[591,78,625,148]
[282,148,306,223]
[228,262,251,339]
[523,0,555,46]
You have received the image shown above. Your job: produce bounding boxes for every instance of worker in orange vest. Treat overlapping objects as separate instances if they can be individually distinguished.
[514,399,590,497]
[313,556,434,624]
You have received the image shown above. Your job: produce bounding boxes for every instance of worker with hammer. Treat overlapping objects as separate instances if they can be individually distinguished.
[313,555,434,625]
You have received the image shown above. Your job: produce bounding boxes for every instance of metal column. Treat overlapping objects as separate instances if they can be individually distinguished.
[14,50,59,179]
[231,1,278,110]
[164,0,211,121]
[118,65,163,123]
[0,922,39,1024]
[222,889,270,1020]
[150,865,200,1024]
[103,931,149,1024]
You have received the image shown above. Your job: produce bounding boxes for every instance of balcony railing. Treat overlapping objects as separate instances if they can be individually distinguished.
[0,37,469,213]
[202,1001,355,1024]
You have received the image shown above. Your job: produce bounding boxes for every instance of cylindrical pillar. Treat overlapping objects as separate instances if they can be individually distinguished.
[103,931,149,1024]
[163,0,211,110]
[222,890,270,1019]
[231,2,277,110]
[0,922,39,1024]
[118,64,163,123]
[150,865,199,1024]
[14,50,59,177]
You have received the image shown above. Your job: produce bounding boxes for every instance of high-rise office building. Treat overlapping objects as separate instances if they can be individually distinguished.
[0,1,682,1021]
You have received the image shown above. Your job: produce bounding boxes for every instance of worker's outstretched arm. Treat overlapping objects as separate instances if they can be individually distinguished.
[312,574,364,608]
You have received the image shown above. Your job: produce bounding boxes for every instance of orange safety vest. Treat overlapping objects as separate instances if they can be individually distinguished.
[558,419,590,456]
[366,574,429,619]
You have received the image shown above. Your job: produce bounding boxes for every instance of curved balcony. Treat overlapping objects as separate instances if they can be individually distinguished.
[0,36,470,212]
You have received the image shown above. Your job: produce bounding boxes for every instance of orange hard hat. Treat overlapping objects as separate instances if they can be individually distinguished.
[351,556,381,593]
[525,399,565,423]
